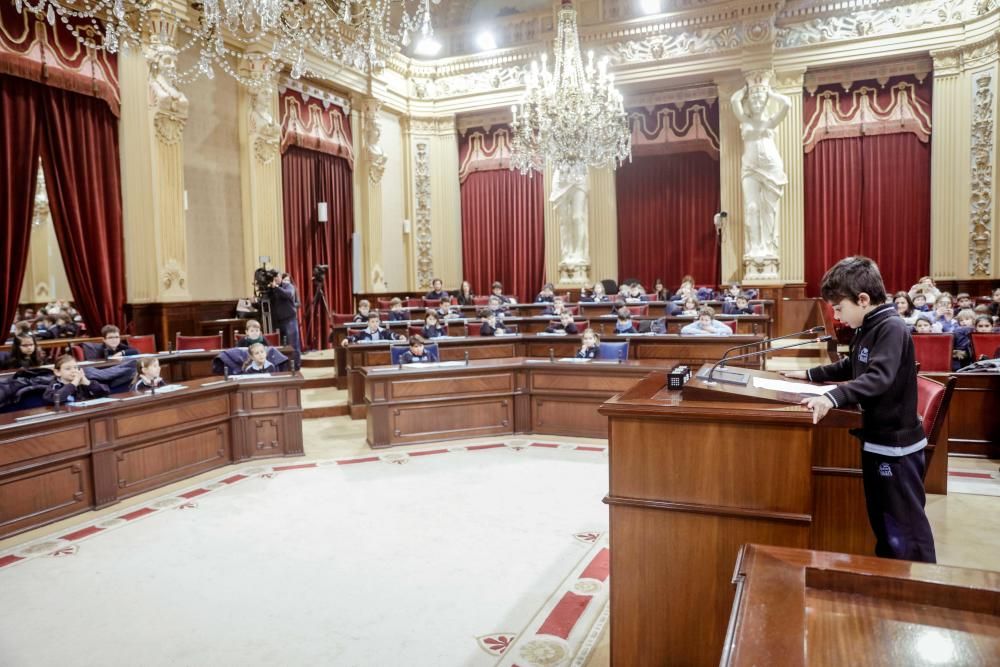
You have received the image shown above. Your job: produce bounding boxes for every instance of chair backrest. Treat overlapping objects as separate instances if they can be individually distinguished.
[971,333,1000,359]
[561,292,571,303]
[70,344,86,361]
[176,332,223,351]
[263,332,281,346]
[377,299,394,309]
[911,333,954,372]
[127,334,156,354]
[722,319,737,333]
[473,295,490,306]
[916,375,957,449]
[423,298,441,308]
[627,305,648,317]
[752,304,764,315]
[407,325,422,337]
[600,279,618,296]
[466,321,483,336]
[574,319,590,333]
[406,298,424,308]
[598,341,629,360]
[332,313,356,325]
[566,306,579,315]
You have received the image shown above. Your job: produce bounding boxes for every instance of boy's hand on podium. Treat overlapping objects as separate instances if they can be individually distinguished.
[782,370,807,380]
[801,395,832,424]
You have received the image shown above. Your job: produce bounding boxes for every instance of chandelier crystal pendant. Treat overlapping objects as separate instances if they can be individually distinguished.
[510,0,631,179]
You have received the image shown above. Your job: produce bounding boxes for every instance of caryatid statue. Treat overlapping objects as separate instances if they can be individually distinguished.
[550,167,590,282]
[730,72,791,266]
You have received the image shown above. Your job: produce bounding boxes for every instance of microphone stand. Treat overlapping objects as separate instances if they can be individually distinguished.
[718,326,826,363]
[700,336,832,386]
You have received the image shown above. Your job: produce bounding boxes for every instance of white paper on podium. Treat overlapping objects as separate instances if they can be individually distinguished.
[752,377,836,395]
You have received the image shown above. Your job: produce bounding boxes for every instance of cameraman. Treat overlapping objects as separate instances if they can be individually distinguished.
[271,272,301,366]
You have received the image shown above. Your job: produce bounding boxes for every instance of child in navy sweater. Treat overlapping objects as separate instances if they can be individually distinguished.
[43,355,110,405]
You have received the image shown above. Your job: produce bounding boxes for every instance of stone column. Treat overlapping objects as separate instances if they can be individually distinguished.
[351,96,384,291]
[715,75,745,284]
[543,164,560,288]
[773,68,806,285]
[238,61,284,278]
[929,50,966,281]
[118,14,190,302]
[588,166,618,285]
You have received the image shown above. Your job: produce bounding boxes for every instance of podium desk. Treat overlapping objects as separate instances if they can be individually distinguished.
[599,366,873,667]
[362,357,677,448]
[723,544,1000,666]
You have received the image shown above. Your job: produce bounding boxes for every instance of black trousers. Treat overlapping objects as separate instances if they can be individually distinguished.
[861,448,937,563]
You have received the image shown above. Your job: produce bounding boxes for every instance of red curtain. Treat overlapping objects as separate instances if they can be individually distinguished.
[40,84,126,329]
[281,146,354,351]
[615,152,720,288]
[0,74,40,333]
[804,134,930,295]
[460,170,545,303]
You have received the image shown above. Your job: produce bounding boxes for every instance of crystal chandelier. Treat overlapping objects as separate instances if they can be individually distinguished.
[510,0,631,179]
[11,0,441,90]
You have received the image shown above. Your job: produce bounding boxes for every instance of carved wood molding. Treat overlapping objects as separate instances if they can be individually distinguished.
[968,72,994,276]
[414,142,433,289]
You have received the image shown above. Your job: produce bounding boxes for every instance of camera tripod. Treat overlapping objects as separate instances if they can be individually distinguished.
[306,279,332,344]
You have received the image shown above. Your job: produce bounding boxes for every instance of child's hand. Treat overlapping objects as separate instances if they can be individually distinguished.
[109,351,123,360]
[801,395,832,424]
[781,370,807,380]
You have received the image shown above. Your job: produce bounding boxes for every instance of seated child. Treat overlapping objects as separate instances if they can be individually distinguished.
[437,297,459,320]
[721,284,744,301]
[353,299,372,323]
[237,319,268,347]
[990,287,1000,320]
[576,328,600,359]
[626,283,647,302]
[0,330,46,370]
[651,278,671,302]
[543,295,567,316]
[491,281,512,304]
[488,295,508,320]
[387,298,410,322]
[613,307,638,334]
[424,278,448,301]
[479,309,508,336]
[975,314,995,334]
[581,282,609,302]
[535,282,556,303]
[420,311,448,339]
[955,293,974,311]
[342,313,403,346]
[99,325,139,359]
[725,295,754,315]
[242,342,276,374]
[932,299,956,333]
[680,307,734,336]
[911,292,931,312]
[43,355,110,404]
[545,312,579,334]
[908,276,941,303]
[951,309,976,369]
[671,275,696,302]
[893,292,918,326]
[400,335,438,363]
[680,296,700,317]
[912,313,937,333]
[132,357,166,392]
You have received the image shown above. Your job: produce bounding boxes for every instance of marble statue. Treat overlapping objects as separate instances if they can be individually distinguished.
[730,73,790,263]
[550,167,590,281]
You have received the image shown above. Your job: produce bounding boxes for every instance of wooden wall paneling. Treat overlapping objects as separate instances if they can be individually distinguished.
[125,300,240,349]
[0,423,89,469]
[112,395,230,440]
[922,373,1000,459]
[114,424,231,499]
[387,398,514,445]
[532,396,610,437]
[0,458,93,537]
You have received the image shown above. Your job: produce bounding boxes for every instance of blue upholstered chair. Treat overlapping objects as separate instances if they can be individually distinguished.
[597,341,629,361]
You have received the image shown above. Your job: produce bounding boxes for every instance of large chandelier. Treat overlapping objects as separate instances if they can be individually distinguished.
[12,0,440,89]
[510,0,631,178]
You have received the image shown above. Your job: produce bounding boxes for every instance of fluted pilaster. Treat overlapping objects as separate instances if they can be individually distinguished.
[589,166,618,284]
[774,68,806,285]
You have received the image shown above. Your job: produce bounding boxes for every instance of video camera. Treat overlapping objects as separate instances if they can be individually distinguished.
[312,264,329,284]
[254,266,279,297]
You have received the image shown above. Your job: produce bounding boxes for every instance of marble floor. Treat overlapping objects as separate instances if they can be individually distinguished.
[2,413,997,667]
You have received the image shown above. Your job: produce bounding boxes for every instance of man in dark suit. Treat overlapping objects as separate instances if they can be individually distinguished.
[270,273,301,367]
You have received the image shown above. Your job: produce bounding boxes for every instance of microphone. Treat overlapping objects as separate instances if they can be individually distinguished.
[549,347,555,363]
[617,349,623,365]
[719,326,825,362]
[224,366,230,381]
[464,351,469,366]
[700,336,832,385]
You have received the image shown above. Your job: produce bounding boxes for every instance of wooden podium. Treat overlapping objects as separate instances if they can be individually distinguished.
[598,364,875,667]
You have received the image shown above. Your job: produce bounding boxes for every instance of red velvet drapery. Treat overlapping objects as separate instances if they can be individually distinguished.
[281,146,354,351]
[615,152,721,289]
[0,75,40,333]
[0,74,125,332]
[41,85,127,329]
[803,76,931,295]
[460,169,545,303]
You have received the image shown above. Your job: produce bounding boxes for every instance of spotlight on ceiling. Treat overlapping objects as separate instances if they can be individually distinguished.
[414,36,443,57]
[639,0,661,15]
[475,30,497,51]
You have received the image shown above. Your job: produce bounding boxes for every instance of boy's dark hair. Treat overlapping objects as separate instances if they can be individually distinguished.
[101,325,120,337]
[479,308,493,318]
[54,354,75,370]
[697,306,715,318]
[820,256,887,305]
[408,335,426,346]
[367,312,380,322]
[491,281,503,290]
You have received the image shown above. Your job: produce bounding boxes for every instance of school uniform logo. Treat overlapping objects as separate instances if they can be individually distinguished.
[858,347,870,363]
[879,462,892,477]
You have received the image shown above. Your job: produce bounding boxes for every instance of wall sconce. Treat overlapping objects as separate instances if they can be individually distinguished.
[317,202,328,224]
[713,211,729,239]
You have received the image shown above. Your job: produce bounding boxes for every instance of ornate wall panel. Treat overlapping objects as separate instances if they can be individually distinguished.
[279,87,354,166]
[968,71,995,275]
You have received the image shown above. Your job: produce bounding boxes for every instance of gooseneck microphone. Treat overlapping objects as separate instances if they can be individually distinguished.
[719,326,826,362]
[701,336,833,385]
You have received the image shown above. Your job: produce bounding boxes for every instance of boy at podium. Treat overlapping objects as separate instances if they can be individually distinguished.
[784,256,936,563]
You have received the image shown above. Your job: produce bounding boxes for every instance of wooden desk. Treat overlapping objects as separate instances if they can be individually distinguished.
[723,544,1000,666]
[924,371,1000,460]
[344,334,766,418]
[362,357,677,448]
[0,336,102,356]
[0,374,304,539]
[599,367,872,667]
